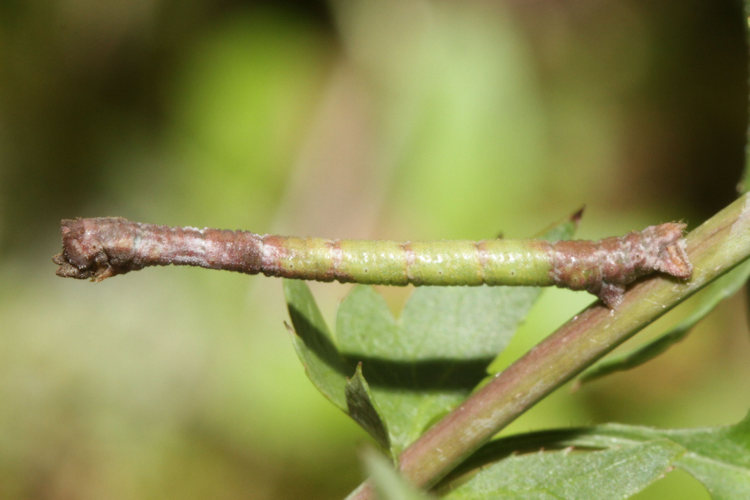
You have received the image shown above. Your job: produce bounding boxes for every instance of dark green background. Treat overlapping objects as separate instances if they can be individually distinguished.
[1,1,747,498]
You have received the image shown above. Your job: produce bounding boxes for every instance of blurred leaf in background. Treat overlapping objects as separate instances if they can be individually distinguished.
[0,0,747,499]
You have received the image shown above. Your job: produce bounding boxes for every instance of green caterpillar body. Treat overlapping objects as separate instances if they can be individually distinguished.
[54,218,692,307]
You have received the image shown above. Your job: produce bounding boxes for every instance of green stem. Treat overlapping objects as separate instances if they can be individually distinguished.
[348,193,750,498]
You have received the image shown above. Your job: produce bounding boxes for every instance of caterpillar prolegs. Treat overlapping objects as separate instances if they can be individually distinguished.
[53,217,692,308]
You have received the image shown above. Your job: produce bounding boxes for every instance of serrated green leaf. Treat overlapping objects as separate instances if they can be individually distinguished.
[664,413,750,499]
[284,279,348,410]
[335,285,401,359]
[336,285,480,455]
[578,251,750,385]
[441,412,750,499]
[334,284,550,456]
[285,282,391,447]
[441,441,681,499]
[361,448,435,500]
[399,286,542,360]
[346,363,391,450]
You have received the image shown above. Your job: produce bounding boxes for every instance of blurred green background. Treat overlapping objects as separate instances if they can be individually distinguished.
[1,1,748,498]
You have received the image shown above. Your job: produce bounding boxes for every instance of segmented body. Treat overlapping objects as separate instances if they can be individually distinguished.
[54,217,692,307]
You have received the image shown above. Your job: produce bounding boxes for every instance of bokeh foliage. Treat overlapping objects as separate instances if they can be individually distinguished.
[0,1,747,498]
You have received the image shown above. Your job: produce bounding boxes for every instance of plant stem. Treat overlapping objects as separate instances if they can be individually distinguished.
[347,192,750,499]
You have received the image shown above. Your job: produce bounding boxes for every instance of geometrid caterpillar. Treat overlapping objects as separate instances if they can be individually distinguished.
[53,217,692,308]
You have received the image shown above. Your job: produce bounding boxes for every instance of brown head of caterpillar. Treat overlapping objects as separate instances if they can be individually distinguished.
[53,218,143,281]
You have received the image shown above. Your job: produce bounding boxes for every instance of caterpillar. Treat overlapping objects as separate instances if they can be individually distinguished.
[53,217,692,308]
